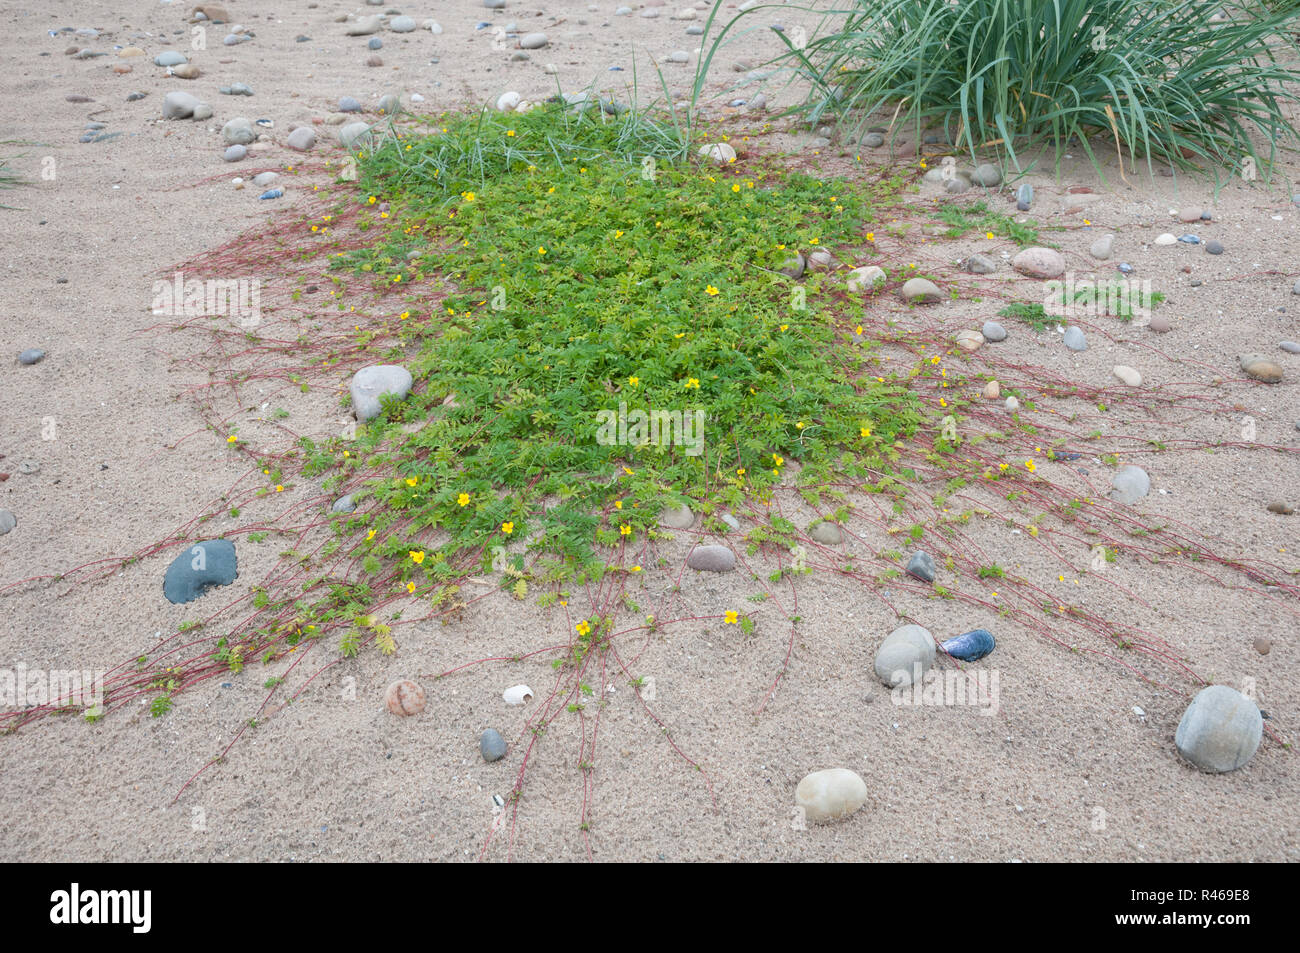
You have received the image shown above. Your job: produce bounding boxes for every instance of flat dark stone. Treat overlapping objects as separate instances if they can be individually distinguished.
[163,539,238,604]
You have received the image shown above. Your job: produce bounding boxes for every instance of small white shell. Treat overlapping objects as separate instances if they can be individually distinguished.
[232,177,244,189]
[496,91,522,113]
[502,684,533,706]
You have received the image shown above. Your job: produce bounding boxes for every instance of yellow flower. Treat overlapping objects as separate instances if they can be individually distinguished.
[1028,526,1039,537]
[1025,459,1037,472]
[939,397,947,408]
[736,468,745,476]
[725,611,739,624]
[780,324,789,331]
[686,377,700,389]
[501,521,514,535]
[227,434,237,443]
[860,425,871,437]
[854,325,863,335]
[405,477,418,487]
[400,311,410,320]
[457,493,470,507]
[576,620,592,636]
[630,565,642,572]
[705,285,719,296]
[409,550,425,564]
[368,196,377,204]
[732,183,740,193]
[772,454,783,467]
[986,231,995,240]
[366,530,376,541]
[620,524,631,536]
[866,232,875,242]
[506,130,515,137]
[674,332,685,339]
[999,463,1009,471]
[628,376,639,386]
[615,230,623,238]
[406,582,416,594]
[461,191,476,202]
[275,484,284,492]
[796,421,805,430]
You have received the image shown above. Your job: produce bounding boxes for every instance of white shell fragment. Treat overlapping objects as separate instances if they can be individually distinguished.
[503,684,534,705]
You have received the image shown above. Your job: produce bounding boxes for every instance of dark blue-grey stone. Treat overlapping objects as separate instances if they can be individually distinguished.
[1117,262,1134,274]
[0,510,16,535]
[368,37,383,50]
[1200,210,1212,221]
[480,728,507,762]
[1205,240,1224,255]
[339,96,362,113]
[1177,234,1201,244]
[906,550,935,582]
[331,494,356,513]
[163,539,238,604]
[18,348,45,364]
[941,628,996,661]
[1015,183,1033,210]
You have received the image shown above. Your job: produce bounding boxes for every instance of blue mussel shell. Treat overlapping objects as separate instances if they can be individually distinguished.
[941,628,996,662]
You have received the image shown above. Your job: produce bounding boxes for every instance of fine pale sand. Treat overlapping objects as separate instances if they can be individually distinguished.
[0,0,1296,861]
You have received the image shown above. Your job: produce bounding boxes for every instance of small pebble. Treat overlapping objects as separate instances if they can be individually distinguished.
[18,348,45,365]
[480,729,507,762]
[1205,239,1224,255]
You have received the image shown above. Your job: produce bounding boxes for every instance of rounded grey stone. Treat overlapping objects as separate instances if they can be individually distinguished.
[377,94,401,116]
[350,365,413,421]
[981,321,1007,342]
[874,624,935,688]
[339,122,372,150]
[971,163,1002,187]
[368,37,383,49]
[18,348,45,365]
[389,16,417,33]
[1063,326,1088,351]
[162,90,199,119]
[720,513,740,532]
[223,144,247,162]
[864,132,885,147]
[900,277,942,304]
[661,504,694,529]
[1090,234,1114,260]
[0,510,16,535]
[686,545,735,572]
[480,728,507,762]
[339,96,363,113]
[1108,465,1150,505]
[1280,341,1300,354]
[221,117,255,145]
[1175,685,1262,773]
[809,522,842,545]
[286,126,316,152]
[331,494,357,513]
[1205,239,1224,255]
[520,32,549,49]
[154,51,188,67]
[965,253,997,274]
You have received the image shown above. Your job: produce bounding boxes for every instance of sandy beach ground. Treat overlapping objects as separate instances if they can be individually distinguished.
[0,0,1296,861]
